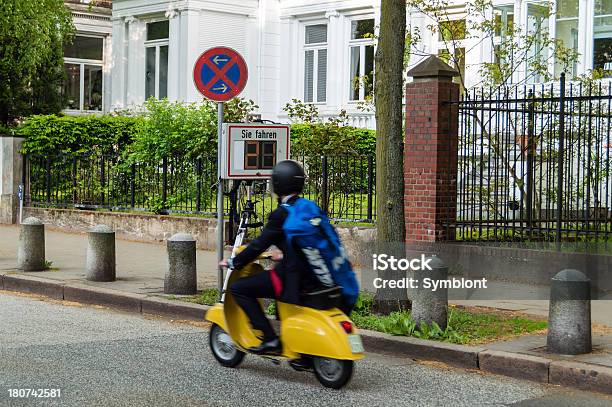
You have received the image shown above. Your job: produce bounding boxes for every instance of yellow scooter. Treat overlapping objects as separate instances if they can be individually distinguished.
[205,190,364,389]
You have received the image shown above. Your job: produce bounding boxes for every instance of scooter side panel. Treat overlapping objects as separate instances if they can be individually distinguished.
[279,303,364,361]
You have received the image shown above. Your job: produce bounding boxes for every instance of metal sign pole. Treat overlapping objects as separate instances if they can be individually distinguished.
[18,184,23,224]
[216,102,225,296]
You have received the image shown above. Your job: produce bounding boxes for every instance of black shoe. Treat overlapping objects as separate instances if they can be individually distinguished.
[248,338,281,355]
[289,358,313,372]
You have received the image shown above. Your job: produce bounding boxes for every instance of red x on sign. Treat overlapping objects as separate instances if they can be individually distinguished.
[193,47,248,102]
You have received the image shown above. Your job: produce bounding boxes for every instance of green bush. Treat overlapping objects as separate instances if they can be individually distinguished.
[290,123,375,157]
[126,98,257,161]
[17,98,376,159]
[19,114,141,155]
[18,98,259,159]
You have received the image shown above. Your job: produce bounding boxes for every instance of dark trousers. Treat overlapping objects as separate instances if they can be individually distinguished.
[229,270,277,341]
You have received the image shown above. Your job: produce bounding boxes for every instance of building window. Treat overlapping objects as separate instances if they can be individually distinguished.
[436,19,466,87]
[493,5,514,66]
[494,5,514,38]
[594,0,612,73]
[438,19,466,41]
[555,0,579,76]
[349,19,375,101]
[303,24,327,103]
[145,20,169,100]
[63,35,104,111]
[438,48,465,85]
[526,3,550,83]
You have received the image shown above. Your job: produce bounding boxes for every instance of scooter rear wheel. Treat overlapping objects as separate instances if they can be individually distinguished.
[209,324,245,368]
[312,357,354,389]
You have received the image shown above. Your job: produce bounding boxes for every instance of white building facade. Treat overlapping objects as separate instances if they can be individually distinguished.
[105,0,379,128]
[410,0,612,89]
[62,0,612,129]
[63,1,113,114]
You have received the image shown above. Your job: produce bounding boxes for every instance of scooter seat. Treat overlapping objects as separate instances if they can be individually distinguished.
[299,285,343,310]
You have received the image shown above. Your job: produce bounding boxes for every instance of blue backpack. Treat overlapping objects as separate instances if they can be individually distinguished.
[282,198,359,306]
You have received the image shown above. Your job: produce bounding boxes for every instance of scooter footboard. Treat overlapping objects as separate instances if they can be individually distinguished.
[279,304,364,361]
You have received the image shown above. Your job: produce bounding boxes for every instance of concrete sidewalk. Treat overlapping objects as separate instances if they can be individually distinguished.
[0,224,223,295]
[1,224,611,325]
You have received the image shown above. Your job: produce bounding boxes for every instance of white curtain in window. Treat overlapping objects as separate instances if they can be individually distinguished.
[349,46,360,100]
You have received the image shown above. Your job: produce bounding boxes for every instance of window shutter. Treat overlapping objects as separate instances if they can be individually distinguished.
[304,50,314,102]
[305,24,327,44]
[317,49,327,102]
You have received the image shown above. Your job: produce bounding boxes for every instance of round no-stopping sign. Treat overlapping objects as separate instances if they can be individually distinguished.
[193,47,248,102]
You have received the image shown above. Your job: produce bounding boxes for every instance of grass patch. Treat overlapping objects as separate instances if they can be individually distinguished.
[178,288,220,306]
[170,289,546,345]
[351,292,547,345]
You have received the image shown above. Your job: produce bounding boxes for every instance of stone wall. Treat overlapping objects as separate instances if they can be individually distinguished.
[0,137,24,224]
[24,207,220,250]
[22,207,377,263]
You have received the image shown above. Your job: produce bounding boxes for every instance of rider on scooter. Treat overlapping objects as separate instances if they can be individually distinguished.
[219,160,321,355]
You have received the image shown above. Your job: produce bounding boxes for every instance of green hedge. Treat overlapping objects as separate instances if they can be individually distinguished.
[19,114,140,155]
[290,123,375,156]
[18,108,376,158]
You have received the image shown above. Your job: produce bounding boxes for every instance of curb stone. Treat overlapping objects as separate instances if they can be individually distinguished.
[549,360,612,395]
[479,350,550,383]
[2,273,64,300]
[1,273,611,395]
[360,329,483,369]
[64,284,144,313]
[141,296,207,320]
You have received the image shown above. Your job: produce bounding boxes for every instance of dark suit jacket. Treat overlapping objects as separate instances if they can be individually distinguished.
[232,195,317,304]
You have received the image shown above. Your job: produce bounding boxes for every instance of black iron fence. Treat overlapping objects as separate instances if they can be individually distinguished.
[453,73,612,246]
[25,153,376,224]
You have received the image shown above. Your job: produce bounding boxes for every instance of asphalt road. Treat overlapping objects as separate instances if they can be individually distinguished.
[0,292,610,407]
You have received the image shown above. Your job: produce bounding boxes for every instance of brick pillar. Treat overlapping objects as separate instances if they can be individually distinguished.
[404,56,459,244]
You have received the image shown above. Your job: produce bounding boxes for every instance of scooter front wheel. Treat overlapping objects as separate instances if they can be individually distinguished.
[209,324,245,368]
[312,357,354,389]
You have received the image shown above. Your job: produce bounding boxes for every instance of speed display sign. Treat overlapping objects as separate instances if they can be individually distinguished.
[221,123,290,179]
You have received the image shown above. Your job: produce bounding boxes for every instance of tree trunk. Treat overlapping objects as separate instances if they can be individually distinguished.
[372,0,409,314]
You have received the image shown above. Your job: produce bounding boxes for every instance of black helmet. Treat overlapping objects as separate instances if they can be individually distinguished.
[271,160,305,196]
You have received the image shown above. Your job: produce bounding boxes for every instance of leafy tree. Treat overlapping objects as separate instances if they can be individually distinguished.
[122,98,259,161]
[0,0,74,126]
[407,0,578,88]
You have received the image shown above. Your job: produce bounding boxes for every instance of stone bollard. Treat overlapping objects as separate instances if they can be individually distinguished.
[165,233,197,295]
[412,256,448,330]
[17,217,46,271]
[547,269,592,355]
[86,224,116,282]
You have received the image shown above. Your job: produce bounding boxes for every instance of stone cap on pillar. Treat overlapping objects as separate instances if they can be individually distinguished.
[169,233,195,242]
[22,217,42,225]
[90,224,114,234]
[406,55,459,82]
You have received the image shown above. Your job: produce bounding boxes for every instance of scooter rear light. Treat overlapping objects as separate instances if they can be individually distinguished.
[340,321,353,334]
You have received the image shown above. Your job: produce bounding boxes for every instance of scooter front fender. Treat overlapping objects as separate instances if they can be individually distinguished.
[205,303,227,332]
[279,303,364,361]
